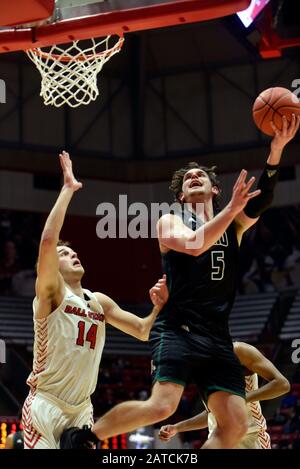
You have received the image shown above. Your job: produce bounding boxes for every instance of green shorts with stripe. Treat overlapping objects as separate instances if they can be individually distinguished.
[149,325,245,401]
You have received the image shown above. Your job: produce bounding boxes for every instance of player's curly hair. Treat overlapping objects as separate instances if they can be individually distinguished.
[169,162,221,210]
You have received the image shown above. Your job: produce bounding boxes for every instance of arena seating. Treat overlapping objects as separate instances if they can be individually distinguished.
[229,292,278,341]
[267,380,300,449]
[0,292,279,350]
[0,296,33,346]
[280,289,300,340]
[105,324,150,355]
[0,295,151,354]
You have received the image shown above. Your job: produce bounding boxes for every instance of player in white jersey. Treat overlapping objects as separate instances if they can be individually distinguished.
[22,151,169,449]
[158,342,290,449]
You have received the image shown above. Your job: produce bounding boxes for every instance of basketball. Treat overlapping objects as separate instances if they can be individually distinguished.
[252,87,300,136]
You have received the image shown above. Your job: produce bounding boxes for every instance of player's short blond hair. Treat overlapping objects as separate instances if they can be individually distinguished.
[57,240,71,248]
[35,239,71,271]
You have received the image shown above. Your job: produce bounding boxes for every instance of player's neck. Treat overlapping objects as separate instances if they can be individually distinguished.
[185,198,214,222]
[65,280,84,299]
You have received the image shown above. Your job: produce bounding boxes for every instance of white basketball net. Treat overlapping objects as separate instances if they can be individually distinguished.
[26,36,124,108]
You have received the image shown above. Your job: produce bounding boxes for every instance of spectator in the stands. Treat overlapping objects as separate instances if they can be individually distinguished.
[282,407,300,434]
[14,214,39,270]
[11,269,35,297]
[0,240,21,294]
[281,393,298,409]
[100,368,112,385]
[0,212,13,243]
[272,407,288,426]
[293,369,300,384]
[138,389,149,401]
[5,410,24,449]
[239,220,275,293]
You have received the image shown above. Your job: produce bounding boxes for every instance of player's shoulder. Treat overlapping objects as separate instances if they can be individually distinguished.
[157,213,183,238]
[158,212,182,223]
[233,341,261,364]
[92,291,105,301]
[234,340,255,349]
[92,291,115,308]
[83,287,96,299]
[33,284,68,319]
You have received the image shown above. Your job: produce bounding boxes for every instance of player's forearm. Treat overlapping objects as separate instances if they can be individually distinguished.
[267,146,284,165]
[140,305,162,341]
[187,205,236,256]
[41,187,75,242]
[175,411,209,432]
[246,378,290,403]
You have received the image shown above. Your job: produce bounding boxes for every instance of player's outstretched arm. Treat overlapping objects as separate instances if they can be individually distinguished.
[234,114,300,239]
[36,151,82,318]
[234,342,290,403]
[158,411,209,442]
[157,169,260,256]
[95,275,168,341]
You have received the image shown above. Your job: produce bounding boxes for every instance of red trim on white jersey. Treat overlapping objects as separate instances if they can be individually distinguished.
[245,375,271,449]
[27,317,48,392]
[22,392,42,449]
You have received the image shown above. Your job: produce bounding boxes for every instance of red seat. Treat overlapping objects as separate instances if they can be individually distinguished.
[269,425,284,434]
[291,383,300,395]
[270,433,282,443]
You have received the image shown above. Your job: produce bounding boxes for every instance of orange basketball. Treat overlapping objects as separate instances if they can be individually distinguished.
[252,87,300,136]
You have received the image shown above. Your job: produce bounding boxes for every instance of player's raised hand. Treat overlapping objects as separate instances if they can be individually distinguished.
[149,274,169,307]
[59,150,82,192]
[270,114,300,151]
[158,424,178,442]
[229,169,261,215]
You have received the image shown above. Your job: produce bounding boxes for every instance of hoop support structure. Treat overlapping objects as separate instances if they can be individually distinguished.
[0,1,250,53]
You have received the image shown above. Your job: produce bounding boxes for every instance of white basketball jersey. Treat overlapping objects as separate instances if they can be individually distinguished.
[208,373,271,449]
[27,287,106,406]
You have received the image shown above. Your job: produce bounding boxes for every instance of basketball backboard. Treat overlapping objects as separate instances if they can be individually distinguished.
[0,0,54,27]
[0,1,251,53]
[55,0,243,20]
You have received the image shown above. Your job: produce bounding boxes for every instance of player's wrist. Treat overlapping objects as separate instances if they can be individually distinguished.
[270,140,285,154]
[174,423,181,433]
[224,203,241,218]
[61,183,77,193]
[151,304,162,314]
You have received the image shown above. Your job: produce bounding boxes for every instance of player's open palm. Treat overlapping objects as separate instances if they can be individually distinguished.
[158,424,177,442]
[59,150,82,192]
[229,169,260,214]
[149,274,169,307]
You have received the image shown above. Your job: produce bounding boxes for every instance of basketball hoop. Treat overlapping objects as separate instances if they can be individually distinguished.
[26,35,124,108]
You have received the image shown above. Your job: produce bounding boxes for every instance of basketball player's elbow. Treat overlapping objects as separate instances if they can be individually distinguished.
[184,245,203,257]
[188,248,204,257]
[277,377,290,395]
[40,229,57,247]
[183,233,204,257]
[140,329,149,342]
[139,320,150,341]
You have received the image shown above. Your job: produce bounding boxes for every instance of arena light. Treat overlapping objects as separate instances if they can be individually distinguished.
[237,0,270,28]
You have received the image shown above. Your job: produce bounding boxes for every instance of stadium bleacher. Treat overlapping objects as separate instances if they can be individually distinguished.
[280,290,300,340]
